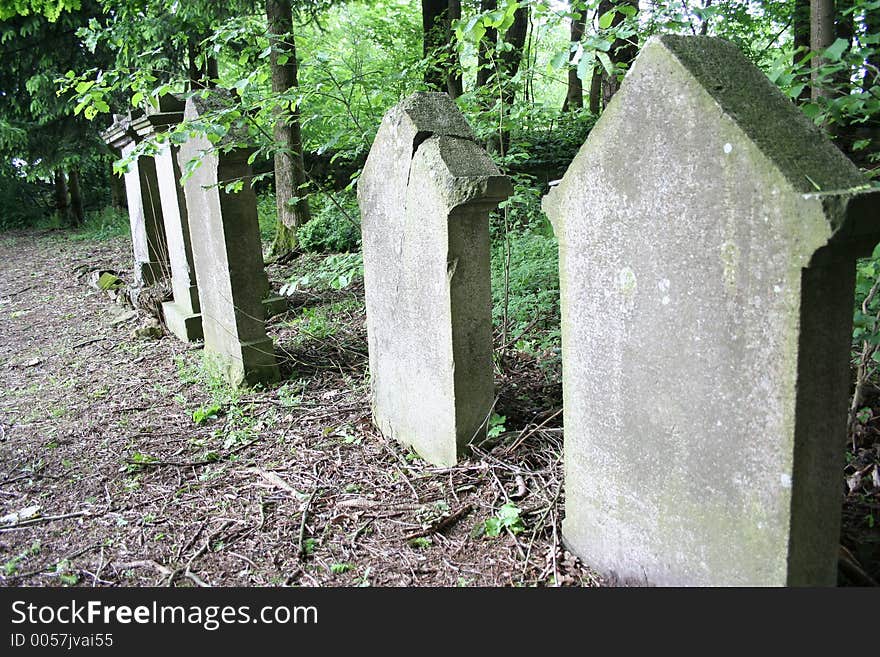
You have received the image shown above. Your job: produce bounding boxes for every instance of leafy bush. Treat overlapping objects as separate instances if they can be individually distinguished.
[491,229,560,351]
[0,168,51,230]
[281,252,364,295]
[68,206,129,241]
[297,192,361,253]
[256,190,361,253]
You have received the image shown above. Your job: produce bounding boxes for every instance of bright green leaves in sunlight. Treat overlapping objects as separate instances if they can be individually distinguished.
[0,0,82,21]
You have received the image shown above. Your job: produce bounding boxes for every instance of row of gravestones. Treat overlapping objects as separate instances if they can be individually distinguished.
[105,36,878,585]
[102,94,286,387]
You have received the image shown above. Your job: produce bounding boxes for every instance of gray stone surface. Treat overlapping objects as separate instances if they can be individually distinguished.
[132,100,202,342]
[102,115,169,287]
[178,96,279,387]
[359,93,511,467]
[542,35,880,586]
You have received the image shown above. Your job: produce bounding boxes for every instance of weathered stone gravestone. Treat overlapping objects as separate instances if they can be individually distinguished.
[102,114,169,287]
[358,93,511,467]
[131,96,202,342]
[177,95,280,386]
[543,35,880,586]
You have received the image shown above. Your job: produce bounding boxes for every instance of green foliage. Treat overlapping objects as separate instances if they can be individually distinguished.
[281,252,364,295]
[125,451,157,473]
[483,502,525,537]
[854,244,880,352]
[491,229,560,349]
[192,403,223,425]
[2,540,41,576]
[487,413,507,438]
[256,191,278,243]
[66,206,129,241]
[296,192,361,253]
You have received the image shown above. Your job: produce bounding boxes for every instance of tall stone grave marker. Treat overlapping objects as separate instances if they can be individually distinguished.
[132,96,202,342]
[102,115,169,287]
[543,35,880,586]
[358,93,511,467]
[178,95,280,387]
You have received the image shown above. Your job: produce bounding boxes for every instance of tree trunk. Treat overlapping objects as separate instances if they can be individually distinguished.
[492,5,528,155]
[865,7,880,91]
[476,0,498,89]
[187,33,218,90]
[793,0,811,101]
[267,0,311,258]
[699,0,712,35]
[563,2,586,112]
[68,167,84,227]
[446,0,463,98]
[422,0,447,91]
[53,169,70,225]
[600,0,638,107]
[810,0,835,101]
[499,4,528,102]
[110,163,126,210]
[588,64,602,114]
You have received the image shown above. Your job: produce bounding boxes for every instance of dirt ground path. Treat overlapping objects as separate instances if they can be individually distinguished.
[0,230,591,587]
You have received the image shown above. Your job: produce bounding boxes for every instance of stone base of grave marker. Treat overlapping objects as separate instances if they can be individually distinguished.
[162,299,203,342]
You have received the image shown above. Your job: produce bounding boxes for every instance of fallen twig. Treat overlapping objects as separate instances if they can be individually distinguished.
[297,487,320,559]
[404,504,473,541]
[0,509,96,532]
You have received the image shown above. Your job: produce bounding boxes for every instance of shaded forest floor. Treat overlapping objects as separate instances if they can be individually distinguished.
[0,229,878,587]
[0,229,593,587]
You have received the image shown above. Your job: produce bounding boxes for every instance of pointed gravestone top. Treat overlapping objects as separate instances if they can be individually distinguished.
[654,35,864,193]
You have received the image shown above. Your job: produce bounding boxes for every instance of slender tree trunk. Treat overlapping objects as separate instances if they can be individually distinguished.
[589,65,602,114]
[499,5,528,101]
[600,0,638,107]
[267,0,311,258]
[476,0,498,89]
[446,0,463,98]
[865,8,880,91]
[793,0,811,101]
[495,5,529,155]
[187,33,218,90]
[811,0,835,101]
[53,169,70,225]
[422,0,447,91]
[794,0,810,58]
[68,167,84,227]
[110,163,126,210]
[832,0,857,142]
[699,0,712,35]
[563,2,586,112]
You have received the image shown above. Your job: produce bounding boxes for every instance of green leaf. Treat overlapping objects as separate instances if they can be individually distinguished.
[596,51,614,76]
[577,53,594,82]
[824,38,849,61]
[549,50,568,71]
[598,9,616,30]
[131,91,143,107]
[484,516,502,537]
[801,102,823,121]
